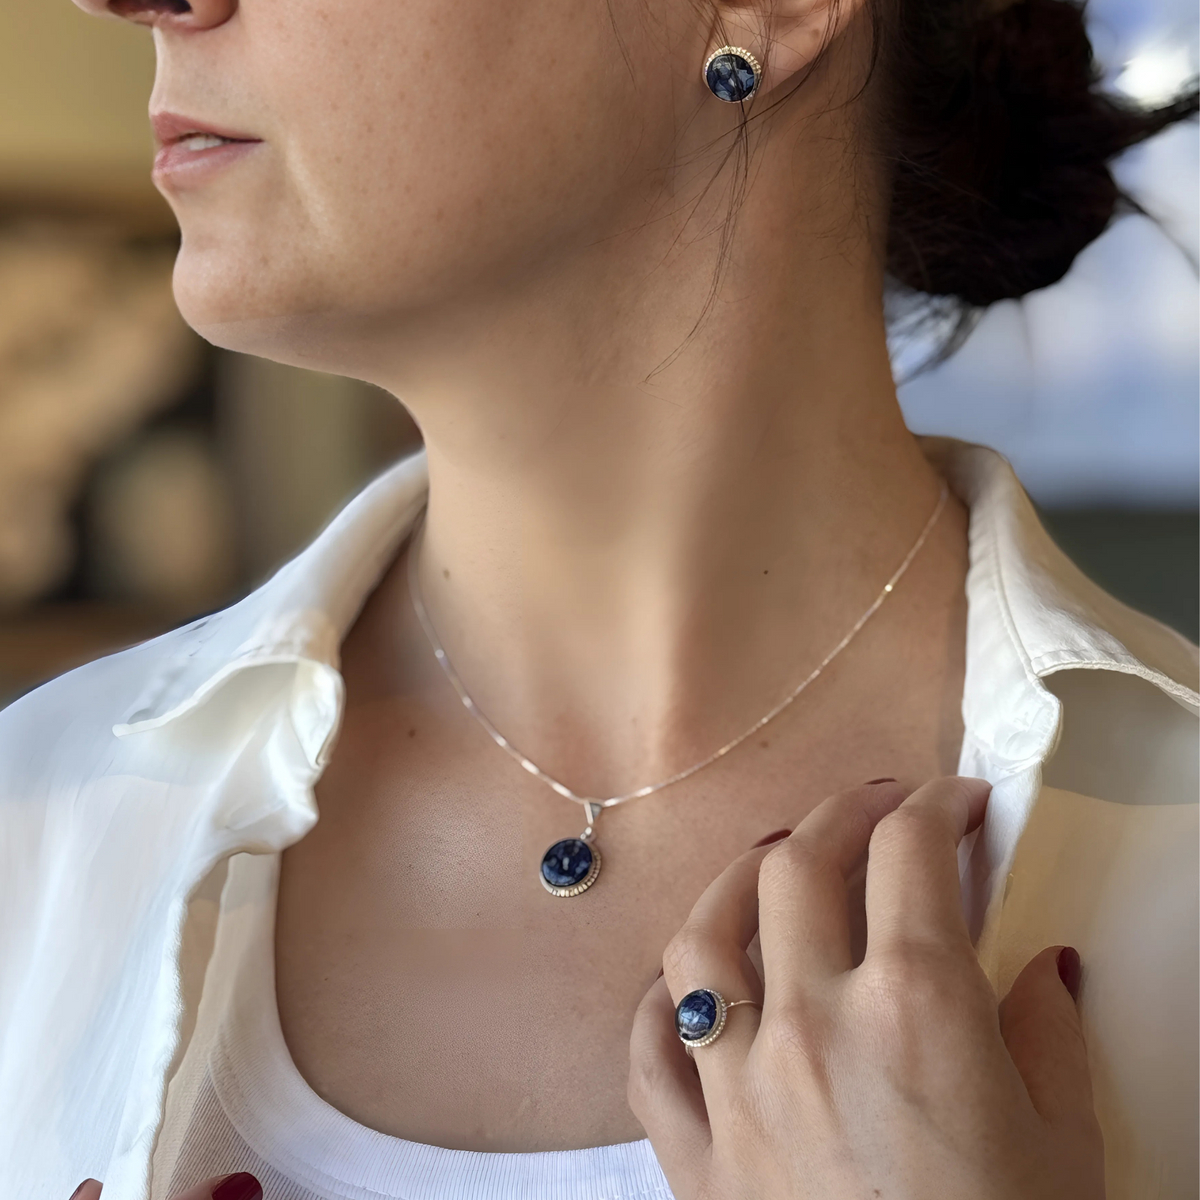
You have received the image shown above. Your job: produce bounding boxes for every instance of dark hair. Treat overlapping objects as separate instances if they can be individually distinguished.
[643,0,1196,377]
[881,0,1198,312]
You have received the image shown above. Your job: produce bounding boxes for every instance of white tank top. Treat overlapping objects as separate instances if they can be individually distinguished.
[168,917,674,1200]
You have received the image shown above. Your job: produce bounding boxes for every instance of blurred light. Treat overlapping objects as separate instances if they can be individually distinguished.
[1115,45,1196,103]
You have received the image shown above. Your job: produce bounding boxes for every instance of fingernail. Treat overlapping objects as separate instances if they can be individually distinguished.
[70,1182,97,1200]
[1056,946,1081,1002]
[212,1174,263,1200]
[751,828,792,848]
[864,777,896,785]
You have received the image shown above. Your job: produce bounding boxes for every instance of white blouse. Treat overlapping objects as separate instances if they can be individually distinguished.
[0,440,1196,1200]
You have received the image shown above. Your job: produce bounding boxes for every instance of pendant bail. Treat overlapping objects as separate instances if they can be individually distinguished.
[581,800,603,842]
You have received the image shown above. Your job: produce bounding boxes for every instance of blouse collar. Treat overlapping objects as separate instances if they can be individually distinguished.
[110,438,1197,841]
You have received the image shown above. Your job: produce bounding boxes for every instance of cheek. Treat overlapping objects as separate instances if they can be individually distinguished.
[177,0,652,337]
[287,0,648,308]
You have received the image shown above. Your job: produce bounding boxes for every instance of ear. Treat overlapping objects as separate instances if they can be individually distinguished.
[706,0,870,98]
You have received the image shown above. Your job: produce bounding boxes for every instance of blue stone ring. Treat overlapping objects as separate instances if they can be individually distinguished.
[675,988,761,1050]
[702,46,762,104]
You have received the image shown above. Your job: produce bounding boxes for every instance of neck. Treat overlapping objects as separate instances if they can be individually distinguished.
[358,135,957,794]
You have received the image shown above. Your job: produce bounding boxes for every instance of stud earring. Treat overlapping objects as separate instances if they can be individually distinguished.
[702,46,762,103]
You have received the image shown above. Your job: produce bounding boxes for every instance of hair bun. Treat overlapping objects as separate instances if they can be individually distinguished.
[885,0,1199,306]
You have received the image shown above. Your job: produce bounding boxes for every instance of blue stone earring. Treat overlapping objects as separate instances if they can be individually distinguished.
[703,45,762,103]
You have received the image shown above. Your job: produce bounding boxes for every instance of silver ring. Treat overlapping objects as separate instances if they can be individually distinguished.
[675,988,761,1049]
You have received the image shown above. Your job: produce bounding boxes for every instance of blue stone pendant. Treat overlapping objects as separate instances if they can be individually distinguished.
[703,46,761,103]
[539,836,602,897]
[540,802,604,897]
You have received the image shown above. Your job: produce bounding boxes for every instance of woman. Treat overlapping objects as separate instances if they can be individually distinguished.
[2,0,1195,1194]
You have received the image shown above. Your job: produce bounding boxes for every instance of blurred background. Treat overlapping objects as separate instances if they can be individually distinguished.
[0,0,1196,704]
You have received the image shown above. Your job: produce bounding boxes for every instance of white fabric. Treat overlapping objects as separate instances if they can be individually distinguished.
[0,440,1195,1200]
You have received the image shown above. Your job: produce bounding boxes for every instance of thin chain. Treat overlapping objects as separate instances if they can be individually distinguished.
[408,483,949,813]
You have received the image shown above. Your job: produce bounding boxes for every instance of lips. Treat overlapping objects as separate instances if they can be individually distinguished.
[151,111,263,187]
[151,111,260,148]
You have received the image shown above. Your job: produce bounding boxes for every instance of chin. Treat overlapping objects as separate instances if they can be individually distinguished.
[171,232,350,372]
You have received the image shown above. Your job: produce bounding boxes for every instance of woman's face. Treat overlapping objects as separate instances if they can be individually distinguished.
[88,0,713,365]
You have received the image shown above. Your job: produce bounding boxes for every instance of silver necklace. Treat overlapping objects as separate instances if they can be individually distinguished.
[408,483,949,897]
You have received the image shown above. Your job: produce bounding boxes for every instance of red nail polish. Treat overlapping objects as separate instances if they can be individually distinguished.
[864,778,896,785]
[212,1174,263,1200]
[752,828,792,848]
[1056,946,1081,1002]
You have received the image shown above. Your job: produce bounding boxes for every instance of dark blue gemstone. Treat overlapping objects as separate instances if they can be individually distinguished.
[541,838,594,888]
[675,989,720,1041]
[705,53,756,103]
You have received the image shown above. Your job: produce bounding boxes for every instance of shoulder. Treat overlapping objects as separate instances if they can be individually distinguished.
[0,614,215,798]
[0,448,431,864]
[0,459,432,1189]
[0,611,271,1196]
[1044,664,1197,806]
[0,601,335,870]
[0,616,258,934]
[940,440,1200,1193]
[928,435,1197,731]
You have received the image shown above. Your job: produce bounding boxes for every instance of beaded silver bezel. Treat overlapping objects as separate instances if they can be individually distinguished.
[676,988,729,1048]
[702,46,763,103]
[539,842,602,898]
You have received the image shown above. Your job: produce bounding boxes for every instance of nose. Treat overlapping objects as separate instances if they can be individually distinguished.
[71,0,235,29]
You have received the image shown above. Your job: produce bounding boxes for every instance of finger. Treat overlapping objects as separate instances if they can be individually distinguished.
[864,776,989,956]
[758,781,909,994]
[628,974,711,1196]
[660,842,770,1082]
[1000,946,1101,1140]
[175,1174,264,1200]
[67,1174,262,1200]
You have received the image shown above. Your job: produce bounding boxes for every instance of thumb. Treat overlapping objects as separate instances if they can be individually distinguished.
[999,945,1096,1129]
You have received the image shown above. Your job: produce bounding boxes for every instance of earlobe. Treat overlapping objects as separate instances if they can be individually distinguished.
[705,0,869,100]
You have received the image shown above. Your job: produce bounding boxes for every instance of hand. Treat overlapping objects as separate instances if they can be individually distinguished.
[629,778,1104,1200]
[69,1173,262,1200]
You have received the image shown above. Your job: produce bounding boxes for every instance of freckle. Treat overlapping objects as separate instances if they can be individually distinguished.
[763,569,769,575]
[408,728,417,737]
[443,568,450,579]
[760,740,769,749]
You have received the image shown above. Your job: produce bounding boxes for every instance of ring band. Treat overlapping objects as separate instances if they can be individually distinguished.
[675,988,762,1049]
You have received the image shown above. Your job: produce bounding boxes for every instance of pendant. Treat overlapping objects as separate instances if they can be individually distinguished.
[539,802,603,897]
